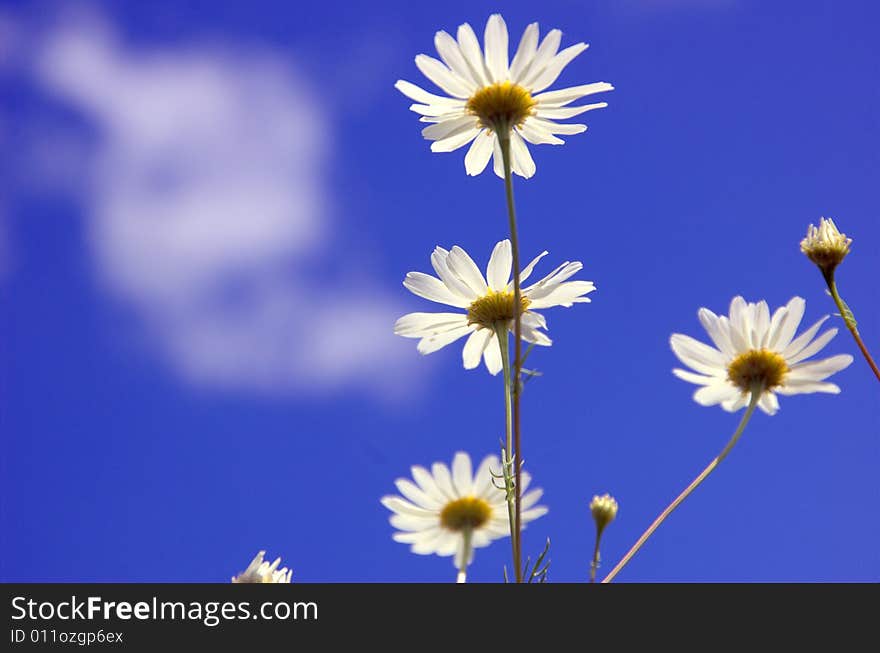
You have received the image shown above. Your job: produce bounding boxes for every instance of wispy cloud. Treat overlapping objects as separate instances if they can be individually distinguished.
[10,11,418,399]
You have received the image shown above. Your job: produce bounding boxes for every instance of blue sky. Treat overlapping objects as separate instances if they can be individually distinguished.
[1,0,878,582]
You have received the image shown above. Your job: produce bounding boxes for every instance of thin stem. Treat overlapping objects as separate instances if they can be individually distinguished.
[825,272,880,383]
[589,534,602,583]
[494,323,517,573]
[601,387,763,583]
[456,529,473,584]
[497,127,524,583]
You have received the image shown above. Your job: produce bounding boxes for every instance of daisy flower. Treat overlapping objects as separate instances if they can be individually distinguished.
[381,452,547,573]
[671,296,854,415]
[395,13,613,178]
[800,217,852,276]
[394,239,595,374]
[231,551,292,583]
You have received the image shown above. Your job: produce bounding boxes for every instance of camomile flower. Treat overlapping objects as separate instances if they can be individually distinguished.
[381,452,547,575]
[800,217,852,276]
[231,551,292,583]
[394,239,595,374]
[395,13,613,178]
[671,296,854,415]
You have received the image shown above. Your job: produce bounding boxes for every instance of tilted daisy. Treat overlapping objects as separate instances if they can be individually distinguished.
[231,551,292,583]
[671,296,854,415]
[394,239,595,374]
[395,13,613,178]
[381,451,547,575]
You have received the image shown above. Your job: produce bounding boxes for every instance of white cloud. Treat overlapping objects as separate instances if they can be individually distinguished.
[23,14,419,399]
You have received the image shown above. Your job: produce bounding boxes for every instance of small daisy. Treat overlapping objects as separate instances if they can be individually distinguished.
[381,451,547,577]
[800,217,852,276]
[231,551,292,583]
[671,296,854,415]
[394,239,595,374]
[396,13,613,178]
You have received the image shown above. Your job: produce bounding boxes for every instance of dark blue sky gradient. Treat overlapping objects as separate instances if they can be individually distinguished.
[2,0,878,582]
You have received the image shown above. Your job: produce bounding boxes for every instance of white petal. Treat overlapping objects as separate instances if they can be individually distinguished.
[757,392,780,416]
[520,324,552,346]
[772,297,806,350]
[483,335,503,375]
[787,354,854,382]
[474,455,502,499]
[670,333,727,376]
[518,120,565,145]
[535,102,607,119]
[487,239,513,290]
[786,328,838,365]
[395,479,444,510]
[394,312,468,337]
[421,115,478,141]
[782,316,831,360]
[447,246,489,295]
[509,129,536,178]
[411,465,448,501]
[381,496,435,518]
[530,117,587,135]
[431,247,478,300]
[432,462,457,499]
[527,42,588,94]
[492,134,505,177]
[520,29,561,89]
[508,22,539,83]
[693,382,739,407]
[403,271,470,308]
[776,379,842,395]
[429,126,480,152]
[534,81,614,107]
[528,280,595,309]
[464,129,495,175]
[457,22,491,87]
[451,452,473,496]
[395,79,464,106]
[415,54,474,98]
[417,324,473,354]
[698,308,736,358]
[462,328,492,369]
[721,393,750,412]
[672,368,717,386]
[434,30,480,88]
[518,251,549,284]
[483,14,509,83]
[410,103,467,117]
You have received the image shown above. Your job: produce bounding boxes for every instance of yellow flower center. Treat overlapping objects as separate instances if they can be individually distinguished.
[440,497,493,532]
[726,349,789,392]
[466,81,536,131]
[467,290,531,329]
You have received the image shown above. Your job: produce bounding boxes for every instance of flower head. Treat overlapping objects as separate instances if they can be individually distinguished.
[590,493,618,534]
[671,296,853,415]
[231,551,292,583]
[394,239,595,374]
[381,452,547,568]
[395,14,613,178]
[801,217,852,276]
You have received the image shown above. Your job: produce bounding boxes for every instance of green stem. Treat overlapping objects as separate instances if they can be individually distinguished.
[497,127,524,584]
[601,386,763,583]
[824,272,880,383]
[494,323,517,574]
[589,533,602,583]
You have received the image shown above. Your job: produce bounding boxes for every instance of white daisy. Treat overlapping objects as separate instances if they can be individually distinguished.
[381,451,547,570]
[394,239,595,374]
[800,217,852,274]
[231,550,292,583]
[395,13,613,178]
[671,296,854,415]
